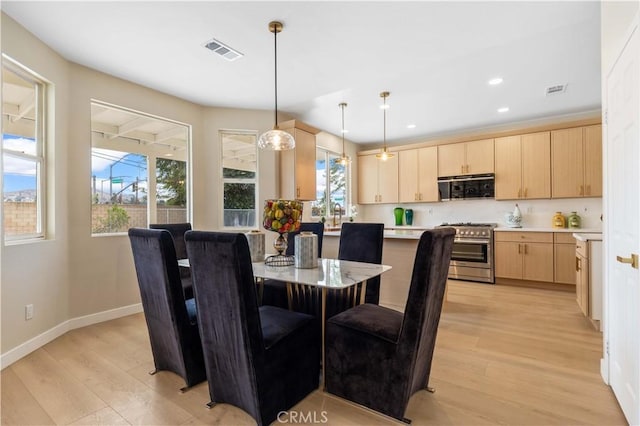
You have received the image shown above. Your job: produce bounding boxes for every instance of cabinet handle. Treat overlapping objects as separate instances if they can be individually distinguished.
[524,244,528,254]
[466,165,470,173]
[296,187,300,198]
[586,185,591,195]
[419,193,423,201]
[461,165,464,174]
[524,188,528,198]
[579,185,584,196]
[518,188,522,198]
[518,244,522,254]
[576,256,581,272]
[616,254,639,269]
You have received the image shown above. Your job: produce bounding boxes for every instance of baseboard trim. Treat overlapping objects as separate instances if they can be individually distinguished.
[1,303,142,369]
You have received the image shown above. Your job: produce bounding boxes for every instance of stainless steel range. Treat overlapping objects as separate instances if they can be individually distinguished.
[438,223,497,284]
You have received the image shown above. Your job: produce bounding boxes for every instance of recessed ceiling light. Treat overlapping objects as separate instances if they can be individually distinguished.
[489,77,503,85]
[407,124,416,129]
[497,107,509,113]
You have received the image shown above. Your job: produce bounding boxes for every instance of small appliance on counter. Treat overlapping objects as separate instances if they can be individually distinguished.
[552,212,567,228]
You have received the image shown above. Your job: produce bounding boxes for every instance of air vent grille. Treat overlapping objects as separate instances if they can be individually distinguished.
[545,84,567,96]
[204,38,243,61]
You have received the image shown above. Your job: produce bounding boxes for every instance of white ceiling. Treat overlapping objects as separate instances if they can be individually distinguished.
[2,1,601,146]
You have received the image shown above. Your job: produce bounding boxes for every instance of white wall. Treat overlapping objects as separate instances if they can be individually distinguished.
[0,13,279,360]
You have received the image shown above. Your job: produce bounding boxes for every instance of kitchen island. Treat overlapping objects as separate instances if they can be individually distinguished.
[324,228,432,311]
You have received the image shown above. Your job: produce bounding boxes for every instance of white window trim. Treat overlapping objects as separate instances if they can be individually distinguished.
[311,148,350,221]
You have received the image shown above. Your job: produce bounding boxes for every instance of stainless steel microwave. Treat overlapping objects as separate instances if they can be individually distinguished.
[438,174,495,201]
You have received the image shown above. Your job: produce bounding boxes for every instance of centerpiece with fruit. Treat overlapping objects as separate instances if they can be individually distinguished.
[262,199,303,266]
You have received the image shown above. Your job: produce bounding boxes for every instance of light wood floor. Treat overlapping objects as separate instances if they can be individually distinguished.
[1,281,626,425]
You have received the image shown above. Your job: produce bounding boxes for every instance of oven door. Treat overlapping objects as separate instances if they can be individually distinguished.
[450,238,490,267]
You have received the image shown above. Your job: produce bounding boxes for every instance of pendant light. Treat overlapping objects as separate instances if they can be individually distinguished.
[258,21,295,151]
[376,91,394,160]
[336,102,351,166]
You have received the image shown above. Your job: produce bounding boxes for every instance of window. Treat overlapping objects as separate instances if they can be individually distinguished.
[91,102,189,235]
[2,57,48,242]
[221,131,257,228]
[311,148,348,222]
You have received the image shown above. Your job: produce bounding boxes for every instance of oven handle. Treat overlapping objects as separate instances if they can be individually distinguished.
[454,238,490,244]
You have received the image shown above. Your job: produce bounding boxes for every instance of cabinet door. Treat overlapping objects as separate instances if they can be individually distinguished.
[523,242,554,282]
[438,143,466,177]
[584,125,603,197]
[398,150,419,202]
[521,132,551,199]
[466,139,494,174]
[576,254,589,316]
[554,243,577,284]
[358,154,379,204]
[378,154,399,203]
[417,146,439,202]
[552,128,584,198]
[495,136,522,200]
[494,241,523,279]
[293,129,316,200]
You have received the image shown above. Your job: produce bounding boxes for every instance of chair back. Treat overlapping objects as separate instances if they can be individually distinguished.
[128,228,202,384]
[398,228,455,396]
[286,222,324,257]
[185,231,264,420]
[338,222,384,303]
[149,222,192,260]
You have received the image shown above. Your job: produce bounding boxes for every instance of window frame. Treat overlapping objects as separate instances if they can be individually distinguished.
[311,147,350,222]
[220,129,259,230]
[2,56,48,244]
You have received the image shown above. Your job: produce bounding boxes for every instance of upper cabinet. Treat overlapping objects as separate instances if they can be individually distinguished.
[551,125,602,198]
[398,147,438,202]
[358,153,399,204]
[279,120,319,201]
[495,132,551,200]
[437,139,494,177]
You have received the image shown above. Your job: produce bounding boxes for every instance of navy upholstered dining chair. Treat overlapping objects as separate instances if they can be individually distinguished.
[128,228,206,391]
[185,231,320,426]
[325,228,455,422]
[261,222,324,309]
[149,222,193,299]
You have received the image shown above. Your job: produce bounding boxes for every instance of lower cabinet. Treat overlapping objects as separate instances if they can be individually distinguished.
[575,238,603,330]
[494,232,554,282]
[554,233,577,285]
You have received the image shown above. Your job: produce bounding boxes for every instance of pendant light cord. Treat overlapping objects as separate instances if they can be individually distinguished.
[341,104,346,152]
[383,97,387,151]
[273,27,278,127]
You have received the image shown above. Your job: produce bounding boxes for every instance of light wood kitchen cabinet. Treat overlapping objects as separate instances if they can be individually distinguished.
[279,120,319,201]
[554,233,577,285]
[437,139,494,177]
[575,237,603,330]
[399,147,438,202]
[551,125,602,198]
[495,132,551,200]
[358,153,399,204]
[494,232,554,282]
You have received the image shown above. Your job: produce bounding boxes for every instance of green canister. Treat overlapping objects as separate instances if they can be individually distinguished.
[567,211,581,229]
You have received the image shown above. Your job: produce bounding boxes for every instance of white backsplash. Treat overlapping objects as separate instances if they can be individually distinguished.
[359,198,603,230]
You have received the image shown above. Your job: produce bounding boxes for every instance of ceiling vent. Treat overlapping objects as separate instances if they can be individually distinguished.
[204,38,243,61]
[545,84,568,96]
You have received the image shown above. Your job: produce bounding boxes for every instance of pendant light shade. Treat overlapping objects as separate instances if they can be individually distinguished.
[376,91,394,160]
[337,102,351,166]
[258,21,295,151]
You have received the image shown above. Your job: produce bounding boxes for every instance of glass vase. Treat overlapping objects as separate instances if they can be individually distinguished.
[394,207,404,226]
[405,209,413,226]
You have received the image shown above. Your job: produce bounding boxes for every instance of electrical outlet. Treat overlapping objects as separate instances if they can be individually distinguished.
[25,304,34,320]
[527,207,533,214]
[584,206,588,212]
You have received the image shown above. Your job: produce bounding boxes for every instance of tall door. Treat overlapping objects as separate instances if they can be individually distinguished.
[606,22,640,425]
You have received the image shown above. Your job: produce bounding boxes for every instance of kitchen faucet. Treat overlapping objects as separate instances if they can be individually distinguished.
[333,203,342,227]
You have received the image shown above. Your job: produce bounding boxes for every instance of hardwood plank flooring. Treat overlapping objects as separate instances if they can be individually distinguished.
[1,281,627,425]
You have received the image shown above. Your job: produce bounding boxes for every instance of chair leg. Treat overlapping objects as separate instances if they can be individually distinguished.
[148,369,158,375]
[179,385,191,393]
[402,417,412,424]
[426,386,436,393]
[206,401,217,409]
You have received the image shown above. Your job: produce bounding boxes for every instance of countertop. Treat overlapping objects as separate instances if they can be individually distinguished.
[494,227,602,233]
[573,232,603,242]
[324,229,428,240]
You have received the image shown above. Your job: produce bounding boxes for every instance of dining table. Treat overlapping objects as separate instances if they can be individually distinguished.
[179,256,392,385]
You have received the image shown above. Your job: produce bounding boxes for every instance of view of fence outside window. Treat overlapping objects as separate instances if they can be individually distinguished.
[221,131,257,228]
[2,57,47,242]
[91,102,189,235]
[311,148,348,221]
